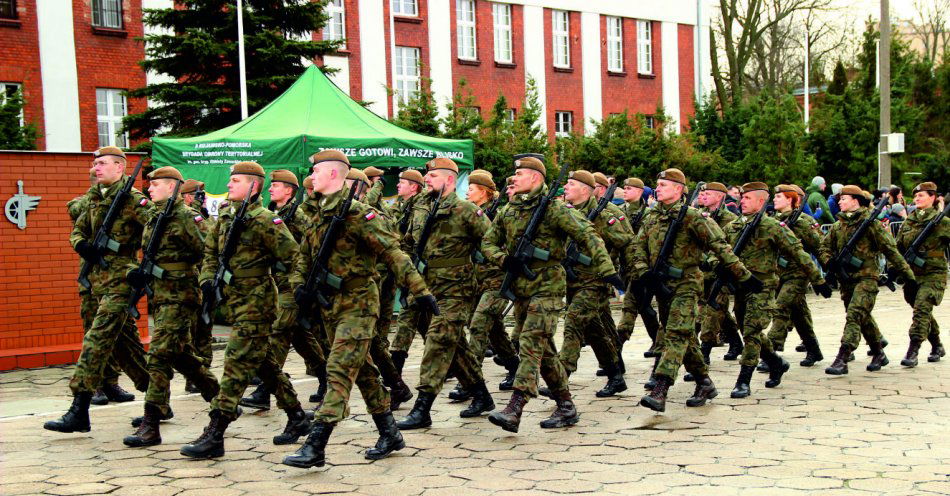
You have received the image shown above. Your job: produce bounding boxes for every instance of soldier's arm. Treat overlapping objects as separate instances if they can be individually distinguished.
[557,204,615,277]
[182,208,206,256]
[198,216,222,285]
[289,232,313,290]
[468,204,491,240]
[129,190,156,227]
[691,214,750,281]
[361,212,430,296]
[628,225,650,279]
[264,216,300,273]
[818,224,835,266]
[480,215,507,269]
[872,221,914,279]
[775,223,824,284]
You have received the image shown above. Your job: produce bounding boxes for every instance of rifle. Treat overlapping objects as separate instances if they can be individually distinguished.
[194,187,209,217]
[563,182,618,282]
[774,203,808,269]
[199,181,257,325]
[282,185,305,224]
[127,179,183,318]
[629,197,648,233]
[706,200,769,309]
[498,163,570,301]
[902,196,950,268]
[398,186,446,307]
[824,195,890,288]
[78,157,147,289]
[297,181,360,330]
[638,183,705,303]
[485,194,503,221]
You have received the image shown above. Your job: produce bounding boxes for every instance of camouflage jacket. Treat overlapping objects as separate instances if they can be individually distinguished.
[270,200,312,293]
[623,200,649,234]
[723,212,823,288]
[290,187,429,320]
[774,209,824,282]
[819,207,914,282]
[405,190,490,299]
[568,196,633,289]
[482,184,614,299]
[698,205,738,281]
[139,198,205,306]
[363,180,391,215]
[200,197,298,323]
[630,199,750,294]
[395,193,423,246]
[68,195,90,293]
[896,205,950,278]
[473,199,504,292]
[69,176,153,296]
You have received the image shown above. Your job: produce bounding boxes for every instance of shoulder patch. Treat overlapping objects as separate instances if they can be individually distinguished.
[701,212,710,218]
[608,217,618,225]
[779,221,787,227]
[194,215,204,223]
[365,211,377,221]
[273,218,283,225]
[139,198,148,207]
[476,209,483,216]
[619,216,626,221]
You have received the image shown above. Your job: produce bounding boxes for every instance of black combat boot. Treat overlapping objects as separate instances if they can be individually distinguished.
[180,409,231,459]
[799,336,824,367]
[639,375,671,412]
[282,422,334,468]
[309,365,328,404]
[240,382,272,410]
[389,377,414,411]
[867,337,888,356]
[701,342,713,365]
[391,351,408,375]
[396,392,435,430]
[756,359,770,373]
[91,389,109,406]
[928,334,946,362]
[498,356,519,391]
[617,342,627,374]
[644,356,660,390]
[686,375,718,407]
[867,341,889,372]
[795,342,807,352]
[762,351,790,388]
[459,382,495,418]
[539,389,579,429]
[730,365,755,398]
[901,340,921,368]
[643,344,660,358]
[683,373,695,382]
[124,402,163,447]
[273,406,312,445]
[249,375,262,386]
[488,390,527,433]
[596,364,628,398]
[184,380,200,393]
[448,384,472,402]
[101,383,135,402]
[825,345,851,375]
[131,405,174,427]
[537,386,555,399]
[44,392,92,433]
[365,411,405,460]
[723,337,743,361]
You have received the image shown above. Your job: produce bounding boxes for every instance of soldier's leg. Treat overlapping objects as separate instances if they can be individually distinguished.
[767,280,796,350]
[417,299,480,395]
[147,304,219,408]
[518,296,568,398]
[617,286,639,344]
[468,291,507,369]
[510,299,527,346]
[558,290,585,376]
[654,290,704,383]
[211,322,271,419]
[190,316,214,368]
[908,278,945,344]
[581,291,620,371]
[738,289,776,367]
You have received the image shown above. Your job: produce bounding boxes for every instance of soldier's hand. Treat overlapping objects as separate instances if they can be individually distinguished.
[738,274,764,294]
[501,255,520,273]
[294,286,314,307]
[602,273,625,293]
[417,294,440,316]
[812,281,833,298]
[126,269,149,291]
[75,241,99,263]
[200,281,215,304]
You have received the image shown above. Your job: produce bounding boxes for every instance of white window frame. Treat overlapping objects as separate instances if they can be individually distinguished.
[456,0,477,60]
[0,82,24,126]
[552,10,570,68]
[637,20,653,75]
[394,46,421,107]
[503,108,515,123]
[392,0,418,17]
[325,0,346,46]
[91,0,122,29]
[606,16,623,73]
[644,115,655,129]
[492,3,512,63]
[96,88,128,148]
[554,111,572,137]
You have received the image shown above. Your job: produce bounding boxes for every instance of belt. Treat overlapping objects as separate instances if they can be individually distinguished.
[427,256,471,269]
[161,262,195,271]
[232,266,271,278]
[340,276,370,293]
[528,259,562,270]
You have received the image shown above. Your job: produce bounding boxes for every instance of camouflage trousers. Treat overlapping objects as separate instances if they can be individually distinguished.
[418,298,483,394]
[79,289,121,385]
[513,296,569,398]
[190,313,214,368]
[70,293,150,395]
[145,302,219,409]
[904,276,945,343]
[733,287,778,367]
[315,298,390,424]
[766,278,816,349]
[559,286,618,375]
[699,291,738,345]
[654,289,708,383]
[269,294,326,371]
[211,321,300,419]
[467,290,518,373]
[617,284,661,345]
[370,274,400,387]
[391,302,430,353]
[510,299,527,345]
[839,278,883,351]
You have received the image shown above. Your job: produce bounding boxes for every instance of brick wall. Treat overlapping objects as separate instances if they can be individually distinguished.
[600,17,663,118]
[0,1,45,150]
[544,8,583,136]
[389,0,431,118]
[677,24,696,133]
[0,151,149,370]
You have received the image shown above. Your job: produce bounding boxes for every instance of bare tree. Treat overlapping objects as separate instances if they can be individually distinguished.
[908,0,950,62]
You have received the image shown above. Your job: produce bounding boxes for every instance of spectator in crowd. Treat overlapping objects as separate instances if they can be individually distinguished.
[827,183,843,218]
[725,185,741,215]
[806,176,835,224]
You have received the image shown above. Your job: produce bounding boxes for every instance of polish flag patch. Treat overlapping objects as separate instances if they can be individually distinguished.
[566,204,575,209]
[608,217,618,225]
[365,211,377,221]
[273,218,284,225]
[476,209,484,216]
[619,216,626,221]
[194,215,204,223]
[139,198,148,207]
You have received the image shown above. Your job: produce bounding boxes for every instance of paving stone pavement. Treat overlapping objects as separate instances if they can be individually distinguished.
[1,289,948,495]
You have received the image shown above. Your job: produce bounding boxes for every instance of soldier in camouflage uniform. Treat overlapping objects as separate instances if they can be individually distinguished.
[240,170,328,410]
[763,184,826,368]
[896,181,949,366]
[180,179,214,384]
[396,158,496,429]
[180,161,308,459]
[617,177,662,358]
[45,147,151,434]
[632,169,753,412]
[591,172,624,369]
[819,186,915,375]
[482,157,618,433]
[122,167,221,447]
[721,182,830,398]
[282,151,438,468]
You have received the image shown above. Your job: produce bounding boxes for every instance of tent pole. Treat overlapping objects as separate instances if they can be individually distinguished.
[237,0,249,120]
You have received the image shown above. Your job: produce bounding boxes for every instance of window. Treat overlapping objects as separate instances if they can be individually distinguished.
[92,0,122,29]
[0,82,23,125]
[96,88,128,148]
[492,3,512,63]
[606,16,623,72]
[554,111,572,137]
[644,115,655,129]
[504,108,515,123]
[552,10,570,68]
[456,0,477,60]
[325,0,345,44]
[637,20,653,74]
[394,46,420,106]
[392,0,417,16]
[0,0,16,19]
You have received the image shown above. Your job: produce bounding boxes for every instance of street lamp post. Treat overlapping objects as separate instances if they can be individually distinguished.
[879,0,891,188]
[237,0,249,120]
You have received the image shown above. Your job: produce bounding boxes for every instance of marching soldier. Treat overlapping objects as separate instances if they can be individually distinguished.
[179,179,214,384]
[617,177,661,358]
[362,166,388,212]
[591,172,624,359]
[45,147,151,433]
[123,167,221,447]
[282,150,438,468]
[482,157,617,432]
[896,181,949,366]
[397,158,496,430]
[389,169,429,374]
[180,161,308,459]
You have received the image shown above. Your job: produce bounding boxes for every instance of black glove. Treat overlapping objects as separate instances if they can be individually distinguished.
[200,281,215,304]
[602,273,625,293]
[417,294,440,316]
[126,269,149,291]
[813,281,833,298]
[294,286,314,307]
[75,241,99,263]
[738,274,764,294]
[501,255,520,273]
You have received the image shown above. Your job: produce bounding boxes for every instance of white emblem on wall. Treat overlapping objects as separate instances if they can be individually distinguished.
[5,180,41,230]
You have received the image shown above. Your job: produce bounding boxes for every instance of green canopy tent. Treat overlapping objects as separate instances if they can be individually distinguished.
[151,65,473,200]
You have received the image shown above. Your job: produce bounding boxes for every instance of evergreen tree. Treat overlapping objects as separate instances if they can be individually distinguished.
[391,75,440,136]
[0,89,37,150]
[738,93,817,186]
[827,61,848,96]
[440,78,482,140]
